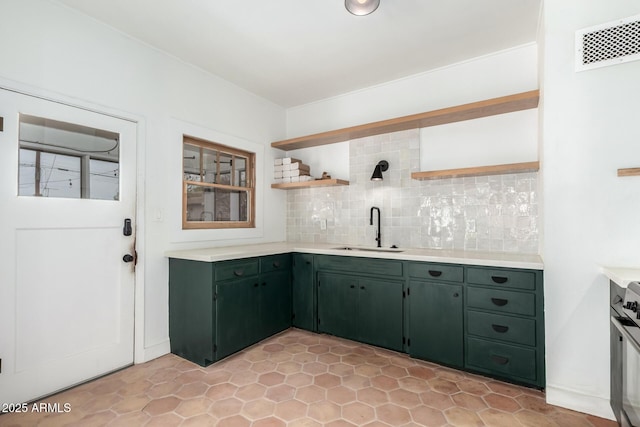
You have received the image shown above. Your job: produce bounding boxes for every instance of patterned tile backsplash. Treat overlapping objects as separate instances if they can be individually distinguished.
[286,129,539,254]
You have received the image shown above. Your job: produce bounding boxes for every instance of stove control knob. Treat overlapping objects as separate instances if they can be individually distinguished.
[631,301,639,312]
[637,311,640,320]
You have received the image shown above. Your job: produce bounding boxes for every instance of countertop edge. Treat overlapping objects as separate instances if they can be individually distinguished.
[166,242,543,270]
[601,266,640,288]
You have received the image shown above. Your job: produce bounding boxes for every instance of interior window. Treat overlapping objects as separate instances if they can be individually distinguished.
[183,136,255,229]
[18,114,120,200]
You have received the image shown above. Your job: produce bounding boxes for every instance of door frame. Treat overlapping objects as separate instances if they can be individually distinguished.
[0,76,148,364]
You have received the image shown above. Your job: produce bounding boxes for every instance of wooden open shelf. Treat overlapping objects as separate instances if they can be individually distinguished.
[271,179,349,189]
[411,161,539,180]
[618,168,640,177]
[271,90,539,151]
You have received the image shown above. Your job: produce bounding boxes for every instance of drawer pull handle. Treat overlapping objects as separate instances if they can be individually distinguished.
[453,292,460,298]
[428,270,443,277]
[273,261,281,268]
[491,355,510,365]
[491,275,508,284]
[254,283,259,287]
[491,298,508,306]
[492,324,509,333]
[350,285,355,289]
[234,270,244,277]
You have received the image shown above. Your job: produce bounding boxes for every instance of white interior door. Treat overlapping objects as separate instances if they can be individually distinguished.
[0,88,137,404]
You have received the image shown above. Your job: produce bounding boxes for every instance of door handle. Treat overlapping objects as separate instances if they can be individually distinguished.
[491,324,509,333]
[491,275,508,284]
[490,355,510,365]
[491,298,508,306]
[123,254,134,263]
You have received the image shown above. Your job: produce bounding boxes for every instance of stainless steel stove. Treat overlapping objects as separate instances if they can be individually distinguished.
[611,281,640,427]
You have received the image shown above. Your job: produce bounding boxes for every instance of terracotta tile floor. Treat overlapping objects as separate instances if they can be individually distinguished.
[1,329,617,427]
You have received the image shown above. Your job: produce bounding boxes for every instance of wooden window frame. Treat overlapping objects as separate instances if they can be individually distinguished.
[182,135,255,229]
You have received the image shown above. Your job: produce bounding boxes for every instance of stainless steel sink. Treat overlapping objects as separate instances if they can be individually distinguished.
[332,246,404,253]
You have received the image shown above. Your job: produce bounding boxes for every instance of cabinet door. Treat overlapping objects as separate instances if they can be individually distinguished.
[317,272,358,341]
[260,269,292,339]
[169,259,215,366]
[216,277,260,360]
[357,278,404,351]
[409,281,463,368]
[292,253,315,331]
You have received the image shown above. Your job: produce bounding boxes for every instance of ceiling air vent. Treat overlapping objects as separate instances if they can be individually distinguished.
[575,14,640,72]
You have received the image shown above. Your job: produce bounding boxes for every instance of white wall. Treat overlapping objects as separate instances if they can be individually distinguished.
[541,1,640,419]
[420,109,539,170]
[286,44,538,138]
[285,44,540,188]
[0,0,287,362]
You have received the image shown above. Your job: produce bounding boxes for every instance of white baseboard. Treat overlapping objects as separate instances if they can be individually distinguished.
[545,385,615,420]
[135,339,170,364]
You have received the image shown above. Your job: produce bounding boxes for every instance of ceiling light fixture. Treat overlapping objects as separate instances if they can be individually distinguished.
[370,160,389,181]
[345,0,380,16]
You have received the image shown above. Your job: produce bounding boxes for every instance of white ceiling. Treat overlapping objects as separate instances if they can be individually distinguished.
[56,0,541,108]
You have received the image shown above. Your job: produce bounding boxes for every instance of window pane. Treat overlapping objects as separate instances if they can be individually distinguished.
[90,159,119,200]
[202,147,218,183]
[185,184,249,222]
[183,143,201,181]
[219,153,232,185]
[18,114,120,200]
[235,157,248,187]
[18,149,81,198]
[182,136,255,229]
[18,149,37,196]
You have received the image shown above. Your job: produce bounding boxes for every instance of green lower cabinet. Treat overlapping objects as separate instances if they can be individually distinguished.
[357,278,403,351]
[317,272,358,341]
[170,253,544,389]
[465,337,537,383]
[168,259,216,366]
[409,280,463,368]
[260,269,292,338]
[317,271,403,352]
[466,310,536,346]
[292,253,316,331]
[216,277,261,360]
[464,265,544,388]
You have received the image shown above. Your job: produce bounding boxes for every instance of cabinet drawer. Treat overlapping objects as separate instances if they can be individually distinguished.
[408,262,463,282]
[260,254,291,274]
[214,259,259,281]
[316,255,403,277]
[467,310,536,346]
[466,337,537,382]
[467,267,536,290]
[467,287,535,316]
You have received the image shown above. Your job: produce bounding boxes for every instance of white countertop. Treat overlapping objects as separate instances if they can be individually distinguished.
[601,266,640,288]
[165,242,544,270]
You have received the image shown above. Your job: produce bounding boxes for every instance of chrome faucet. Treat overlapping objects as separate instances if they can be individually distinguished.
[370,206,381,248]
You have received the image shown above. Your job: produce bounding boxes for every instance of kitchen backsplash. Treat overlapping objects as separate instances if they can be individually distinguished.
[285,129,539,254]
